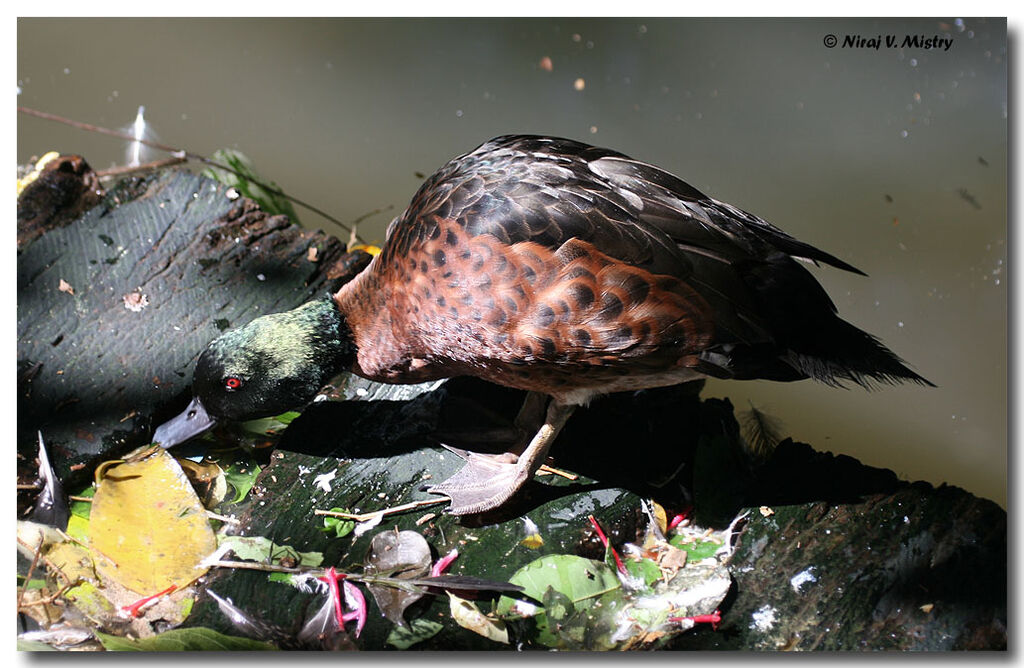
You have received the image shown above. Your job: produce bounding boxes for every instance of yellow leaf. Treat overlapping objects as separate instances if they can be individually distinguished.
[17,151,60,196]
[650,500,668,534]
[89,447,216,594]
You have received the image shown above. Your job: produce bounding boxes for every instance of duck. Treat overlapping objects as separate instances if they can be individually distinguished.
[153,135,930,515]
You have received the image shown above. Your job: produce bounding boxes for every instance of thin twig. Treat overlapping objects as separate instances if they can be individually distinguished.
[205,510,241,524]
[538,464,578,480]
[314,498,446,523]
[208,559,307,574]
[17,534,44,610]
[18,580,78,610]
[17,106,361,241]
[351,204,395,229]
[96,156,188,177]
[16,536,73,588]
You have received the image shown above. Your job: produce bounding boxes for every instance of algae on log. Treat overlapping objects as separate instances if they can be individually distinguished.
[16,167,362,487]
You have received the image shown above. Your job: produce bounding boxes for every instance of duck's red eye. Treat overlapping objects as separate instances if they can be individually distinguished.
[224,376,242,391]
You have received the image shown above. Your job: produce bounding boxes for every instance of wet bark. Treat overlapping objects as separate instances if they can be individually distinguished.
[17,164,367,491]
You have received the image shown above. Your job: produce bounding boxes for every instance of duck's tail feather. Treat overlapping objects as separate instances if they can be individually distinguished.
[783,316,934,389]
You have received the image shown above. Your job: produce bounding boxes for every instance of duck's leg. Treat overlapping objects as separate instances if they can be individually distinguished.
[429,398,576,515]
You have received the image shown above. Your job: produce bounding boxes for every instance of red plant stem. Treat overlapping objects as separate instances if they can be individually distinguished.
[431,549,459,577]
[341,581,367,638]
[588,515,626,575]
[667,505,693,531]
[319,567,345,629]
[669,609,722,630]
[121,584,178,618]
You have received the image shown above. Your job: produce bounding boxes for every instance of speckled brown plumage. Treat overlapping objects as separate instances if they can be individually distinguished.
[335,134,927,406]
[338,220,715,402]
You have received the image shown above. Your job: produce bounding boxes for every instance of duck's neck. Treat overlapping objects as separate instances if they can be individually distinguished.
[313,296,359,382]
[332,268,431,383]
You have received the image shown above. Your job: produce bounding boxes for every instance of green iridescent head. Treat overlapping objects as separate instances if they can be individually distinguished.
[153,297,354,448]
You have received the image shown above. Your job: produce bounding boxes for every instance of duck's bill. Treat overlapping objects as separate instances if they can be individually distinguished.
[153,396,217,448]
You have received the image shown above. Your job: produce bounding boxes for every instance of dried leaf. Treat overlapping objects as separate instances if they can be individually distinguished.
[364,530,431,627]
[449,593,508,644]
[89,447,217,594]
[660,545,688,572]
[177,459,227,508]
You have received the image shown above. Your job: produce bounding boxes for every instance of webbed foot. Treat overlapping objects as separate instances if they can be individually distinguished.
[427,448,530,514]
[428,400,576,515]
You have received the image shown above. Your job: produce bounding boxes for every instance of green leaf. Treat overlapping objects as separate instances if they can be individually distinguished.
[95,627,277,651]
[321,508,355,539]
[668,536,721,561]
[625,557,662,588]
[495,554,622,648]
[498,555,621,611]
[66,485,96,541]
[201,149,300,223]
[218,535,323,567]
[239,416,291,436]
[17,639,58,651]
[222,457,261,505]
[386,618,443,649]
[268,572,295,585]
[18,577,48,590]
[69,485,95,519]
[274,411,301,425]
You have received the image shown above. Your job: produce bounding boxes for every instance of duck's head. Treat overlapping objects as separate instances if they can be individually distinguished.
[152,297,354,448]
